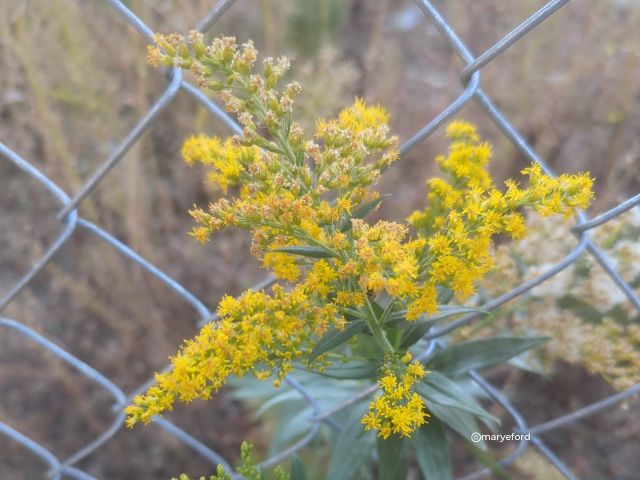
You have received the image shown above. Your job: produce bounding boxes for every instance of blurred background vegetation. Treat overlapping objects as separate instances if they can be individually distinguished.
[1,0,639,478]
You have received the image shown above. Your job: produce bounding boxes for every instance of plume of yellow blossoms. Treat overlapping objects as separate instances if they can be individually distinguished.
[362,361,429,439]
[408,121,593,302]
[126,32,594,440]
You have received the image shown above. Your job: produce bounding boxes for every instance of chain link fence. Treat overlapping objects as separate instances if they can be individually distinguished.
[1,0,639,478]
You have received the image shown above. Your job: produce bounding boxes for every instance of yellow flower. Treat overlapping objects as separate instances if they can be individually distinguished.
[305,260,337,298]
[446,120,480,143]
[337,97,389,133]
[407,362,426,379]
[380,374,397,392]
[263,252,301,282]
[182,135,260,194]
[334,290,365,307]
[503,213,526,239]
[405,284,438,321]
[362,364,429,438]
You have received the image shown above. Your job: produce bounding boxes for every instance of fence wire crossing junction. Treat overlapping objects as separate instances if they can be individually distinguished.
[2,0,640,478]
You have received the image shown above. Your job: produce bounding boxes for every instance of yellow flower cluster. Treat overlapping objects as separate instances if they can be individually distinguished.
[361,361,429,438]
[349,219,439,320]
[181,135,260,195]
[125,284,342,426]
[408,121,593,301]
[127,33,594,436]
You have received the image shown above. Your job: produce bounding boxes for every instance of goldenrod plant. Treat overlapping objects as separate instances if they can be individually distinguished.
[127,32,593,478]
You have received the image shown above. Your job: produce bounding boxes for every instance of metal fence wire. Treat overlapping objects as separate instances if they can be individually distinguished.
[2,0,640,479]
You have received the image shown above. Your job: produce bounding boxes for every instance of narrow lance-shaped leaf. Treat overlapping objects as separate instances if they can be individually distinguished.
[415,372,499,426]
[413,418,452,480]
[424,401,488,450]
[309,319,365,362]
[301,360,378,380]
[399,306,490,349]
[465,440,510,480]
[339,195,389,232]
[426,336,549,377]
[327,402,376,480]
[290,455,309,480]
[272,245,336,258]
[377,435,408,480]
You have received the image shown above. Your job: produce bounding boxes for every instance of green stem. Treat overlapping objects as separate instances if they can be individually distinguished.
[275,130,299,166]
[360,287,395,354]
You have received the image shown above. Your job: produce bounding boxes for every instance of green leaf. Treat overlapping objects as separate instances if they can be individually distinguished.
[353,333,385,359]
[268,380,367,452]
[254,389,305,418]
[384,326,403,350]
[413,418,452,480]
[425,401,487,450]
[377,435,407,480]
[436,305,491,316]
[273,405,316,450]
[272,245,335,258]
[328,402,376,480]
[290,455,309,480]
[311,360,377,379]
[465,440,511,479]
[399,323,434,350]
[354,195,389,219]
[426,336,549,377]
[415,373,499,426]
[339,195,389,232]
[437,287,454,305]
[369,299,385,319]
[399,307,490,349]
[309,320,365,362]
